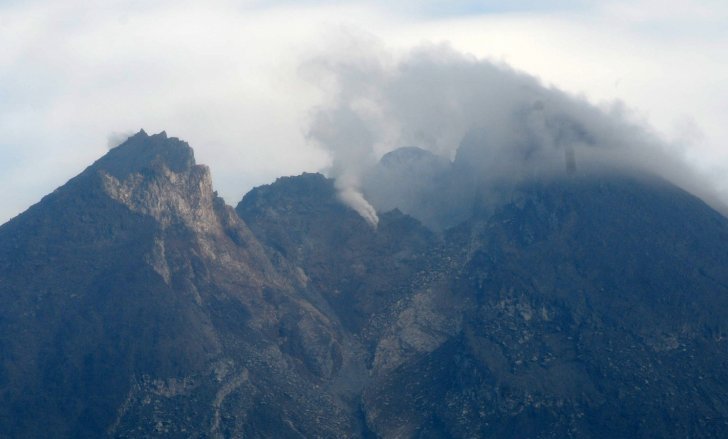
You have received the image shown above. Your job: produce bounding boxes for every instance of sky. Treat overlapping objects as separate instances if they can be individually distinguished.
[1,0,727,224]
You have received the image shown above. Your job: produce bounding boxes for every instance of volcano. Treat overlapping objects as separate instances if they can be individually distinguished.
[1,130,726,438]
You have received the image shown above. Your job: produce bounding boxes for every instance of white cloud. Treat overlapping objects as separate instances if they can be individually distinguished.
[1,0,727,223]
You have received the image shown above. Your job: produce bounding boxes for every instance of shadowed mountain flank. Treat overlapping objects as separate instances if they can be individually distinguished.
[1,132,727,437]
[0,132,351,437]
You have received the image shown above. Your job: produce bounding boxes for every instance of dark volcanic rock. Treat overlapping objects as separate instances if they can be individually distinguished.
[1,132,727,438]
[364,174,728,438]
[237,173,440,335]
[0,132,351,438]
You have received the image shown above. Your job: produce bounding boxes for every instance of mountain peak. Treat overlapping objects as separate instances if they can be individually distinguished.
[86,130,217,229]
[2,131,728,437]
[363,146,454,230]
[95,129,195,179]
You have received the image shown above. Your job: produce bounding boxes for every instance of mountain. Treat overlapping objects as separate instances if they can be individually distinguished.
[362,147,456,230]
[1,131,727,437]
[0,131,352,437]
[363,173,728,437]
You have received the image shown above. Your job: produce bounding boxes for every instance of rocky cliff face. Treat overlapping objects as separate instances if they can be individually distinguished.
[363,174,728,437]
[1,132,727,438]
[0,131,351,437]
[239,168,728,438]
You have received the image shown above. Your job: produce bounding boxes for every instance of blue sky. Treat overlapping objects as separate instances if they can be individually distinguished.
[1,0,727,223]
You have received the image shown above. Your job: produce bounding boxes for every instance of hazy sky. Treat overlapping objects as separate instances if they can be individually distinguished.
[2,0,727,224]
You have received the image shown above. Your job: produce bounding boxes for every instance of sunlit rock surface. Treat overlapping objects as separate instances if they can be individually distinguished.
[1,133,727,437]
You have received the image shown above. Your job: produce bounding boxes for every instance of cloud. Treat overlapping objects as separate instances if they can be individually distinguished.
[107,131,137,150]
[304,37,727,228]
[1,0,727,225]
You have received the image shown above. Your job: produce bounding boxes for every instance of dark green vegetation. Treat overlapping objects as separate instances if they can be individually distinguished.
[1,131,727,437]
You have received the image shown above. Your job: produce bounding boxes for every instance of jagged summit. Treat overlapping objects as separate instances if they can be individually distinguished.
[92,129,196,179]
[0,133,341,437]
[1,132,728,437]
[71,130,215,230]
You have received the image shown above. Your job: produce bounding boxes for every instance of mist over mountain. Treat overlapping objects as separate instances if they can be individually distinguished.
[3,0,728,436]
[0,128,726,437]
[306,43,727,228]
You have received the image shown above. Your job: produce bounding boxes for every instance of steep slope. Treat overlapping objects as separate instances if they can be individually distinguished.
[2,133,727,438]
[237,173,441,336]
[0,131,352,438]
[363,173,728,438]
[239,164,728,437]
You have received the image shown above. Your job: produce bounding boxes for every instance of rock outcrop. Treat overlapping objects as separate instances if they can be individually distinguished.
[1,133,727,437]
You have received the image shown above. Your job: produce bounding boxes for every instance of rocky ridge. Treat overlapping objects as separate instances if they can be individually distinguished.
[0,131,727,437]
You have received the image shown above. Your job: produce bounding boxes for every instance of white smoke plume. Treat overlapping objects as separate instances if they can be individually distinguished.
[304,34,727,227]
[306,100,382,227]
[303,32,394,227]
